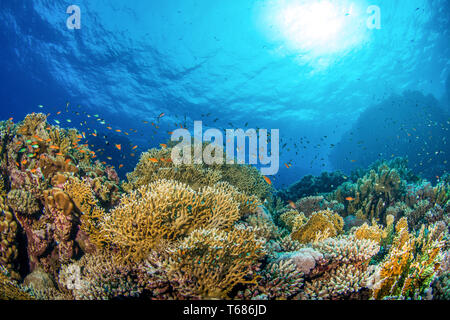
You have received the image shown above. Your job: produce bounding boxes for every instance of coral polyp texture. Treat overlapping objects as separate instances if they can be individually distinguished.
[0,115,449,300]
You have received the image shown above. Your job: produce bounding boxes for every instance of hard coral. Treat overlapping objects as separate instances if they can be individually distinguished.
[102,179,244,261]
[371,217,445,299]
[123,144,272,200]
[291,210,344,244]
[165,226,266,299]
[0,196,20,279]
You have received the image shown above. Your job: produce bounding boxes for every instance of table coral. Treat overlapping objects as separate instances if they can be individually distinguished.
[238,259,304,300]
[299,264,374,300]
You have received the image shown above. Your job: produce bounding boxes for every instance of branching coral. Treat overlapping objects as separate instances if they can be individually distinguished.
[238,259,304,300]
[102,179,243,261]
[164,226,266,299]
[291,210,344,244]
[371,217,445,299]
[0,266,33,300]
[63,177,107,249]
[298,264,374,300]
[59,251,148,300]
[312,235,380,266]
[123,144,272,200]
[330,161,405,223]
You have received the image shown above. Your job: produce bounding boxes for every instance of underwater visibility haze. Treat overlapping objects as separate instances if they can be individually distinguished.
[0,0,450,301]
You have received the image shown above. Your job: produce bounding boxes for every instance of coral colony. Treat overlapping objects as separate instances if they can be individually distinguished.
[170,121,280,175]
[0,113,449,300]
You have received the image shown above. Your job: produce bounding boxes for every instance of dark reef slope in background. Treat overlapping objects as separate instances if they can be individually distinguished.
[330,89,450,182]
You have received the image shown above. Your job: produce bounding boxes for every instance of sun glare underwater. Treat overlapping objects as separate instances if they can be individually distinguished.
[0,0,450,301]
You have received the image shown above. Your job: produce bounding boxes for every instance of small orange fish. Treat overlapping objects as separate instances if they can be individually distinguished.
[8,117,13,121]
[345,197,355,201]
[107,127,112,130]
[65,159,71,164]
[22,160,27,165]
[16,141,22,145]
[15,162,20,167]
[115,144,121,151]
[56,152,64,156]
[263,176,272,185]
[166,158,172,163]
[49,145,60,149]
[168,131,173,135]
[30,169,37,174]
[284,163,290,169]
[119,164,124,169]
[45,138,52,142]
[101,161,107,165]
[115,129,121,133]
[57,111,61,115]
[130,153,135,157]
[351,160,357,163]
[132,145,138,150]
[288,200,296,209]
[149,158,158,163]
[158,112,165,118]
[160,143,167,148]
[92,133,97,137]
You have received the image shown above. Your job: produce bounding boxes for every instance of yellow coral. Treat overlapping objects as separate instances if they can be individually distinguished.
[123,144,271,200]
[291,210,344,244]
[0,197,20,280]
[372,218,445,299]
[63,177,107,247]
[102,179,243,261]
[354,221,387,244]
[0,267,33,300]
[166,226,265,299]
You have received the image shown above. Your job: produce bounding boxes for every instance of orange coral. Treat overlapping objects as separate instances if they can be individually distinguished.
[371,218,445,299]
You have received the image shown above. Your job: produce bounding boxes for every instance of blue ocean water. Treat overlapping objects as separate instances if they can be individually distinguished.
[1,0,449,188]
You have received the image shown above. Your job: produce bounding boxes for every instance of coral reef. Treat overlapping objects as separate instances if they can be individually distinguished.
[0,114,449,301]
[123,144,272,200]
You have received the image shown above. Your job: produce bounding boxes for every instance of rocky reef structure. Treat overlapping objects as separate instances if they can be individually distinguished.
[0,114,449,300]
